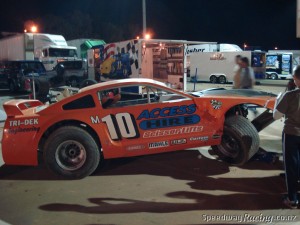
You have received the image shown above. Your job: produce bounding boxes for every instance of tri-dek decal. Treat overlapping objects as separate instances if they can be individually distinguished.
[137,104,200,130]
[92,104,201,141]
[7,119,40,134]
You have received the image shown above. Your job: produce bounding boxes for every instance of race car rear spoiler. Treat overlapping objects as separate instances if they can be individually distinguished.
[3,99,43,117]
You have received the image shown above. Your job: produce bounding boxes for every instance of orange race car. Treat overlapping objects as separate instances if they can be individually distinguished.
[0,78,277,179]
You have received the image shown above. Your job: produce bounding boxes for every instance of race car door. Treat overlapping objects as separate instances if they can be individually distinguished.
[97,84,220,158]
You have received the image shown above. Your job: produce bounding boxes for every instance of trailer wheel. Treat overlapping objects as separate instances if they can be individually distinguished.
[210,75,218,83]
[212,115,260,165]
[271,73,278,80]
[43,126,100,179]
[219,75,226,84]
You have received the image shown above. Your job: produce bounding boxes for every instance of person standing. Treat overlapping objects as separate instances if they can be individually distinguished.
[232,55,242,89]
[239,56,255,89]
[273,65,300,209]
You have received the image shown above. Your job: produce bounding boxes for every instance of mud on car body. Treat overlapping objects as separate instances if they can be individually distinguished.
[0,78,276,179]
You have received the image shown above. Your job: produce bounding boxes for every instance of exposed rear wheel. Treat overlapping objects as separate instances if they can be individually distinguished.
[212,115,259,165]
[43,126,100,179]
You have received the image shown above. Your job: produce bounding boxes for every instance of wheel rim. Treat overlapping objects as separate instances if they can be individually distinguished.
[55,140,87,171]
[219,133,240,158]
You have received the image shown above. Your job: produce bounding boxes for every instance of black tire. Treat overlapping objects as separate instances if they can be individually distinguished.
[212,115,260,165]
[271,73,278,80]
[43,126,100,179]
[210,75,217,83]
[80,79,98,88]
[219,75,226,84]
[33,78,50,97]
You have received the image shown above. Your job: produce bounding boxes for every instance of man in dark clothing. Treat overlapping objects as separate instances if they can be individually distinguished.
[273,65,300,209]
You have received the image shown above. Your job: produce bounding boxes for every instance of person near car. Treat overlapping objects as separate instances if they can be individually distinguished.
[239,56,255,89]
[273,65,300,209]
[232,55,242,89]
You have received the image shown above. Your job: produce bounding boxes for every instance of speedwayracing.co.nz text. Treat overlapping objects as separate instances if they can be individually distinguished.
[202,213,297,224]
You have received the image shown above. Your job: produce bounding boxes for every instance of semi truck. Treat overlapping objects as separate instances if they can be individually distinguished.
[265,52,293,80]
[186,44,266,83]
[0,33,78,71]
[87,39,213,91]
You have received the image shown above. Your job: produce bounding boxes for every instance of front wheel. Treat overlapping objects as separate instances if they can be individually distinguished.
[212,115,260,165]
[43,126,100,179]
[210,75,218,83]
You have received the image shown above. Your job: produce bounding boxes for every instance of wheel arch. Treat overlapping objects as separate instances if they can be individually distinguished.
[38,119,102,154]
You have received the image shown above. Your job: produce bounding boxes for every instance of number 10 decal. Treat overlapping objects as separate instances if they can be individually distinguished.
[102,113,140,140]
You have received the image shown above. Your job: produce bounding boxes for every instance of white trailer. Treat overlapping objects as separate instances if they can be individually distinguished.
[87,39,213,91]
[188,51,251,83]
[185,43,242,54]
[0,33,78,71]
[187,48,266,83]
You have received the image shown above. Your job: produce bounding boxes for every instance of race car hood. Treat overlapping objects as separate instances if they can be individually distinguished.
[191,88,277,98]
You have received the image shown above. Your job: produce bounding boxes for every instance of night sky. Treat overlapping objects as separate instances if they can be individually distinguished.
[0,0,299,50]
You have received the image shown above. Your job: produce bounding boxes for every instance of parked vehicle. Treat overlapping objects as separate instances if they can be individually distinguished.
[46,59,88,87]
[265,52,293,80]
[0,78,276,179]
[0,33,78,71]
[0,60,48,95]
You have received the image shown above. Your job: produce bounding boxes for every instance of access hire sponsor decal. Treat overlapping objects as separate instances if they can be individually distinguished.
[137,104,200,130]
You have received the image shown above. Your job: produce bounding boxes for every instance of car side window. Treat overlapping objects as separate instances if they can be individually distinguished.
[98,85,191,109]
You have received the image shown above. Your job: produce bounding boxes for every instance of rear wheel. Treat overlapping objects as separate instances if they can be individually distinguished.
[43,126,100,179]
[212,115,260,165]
[210,75,218,83]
